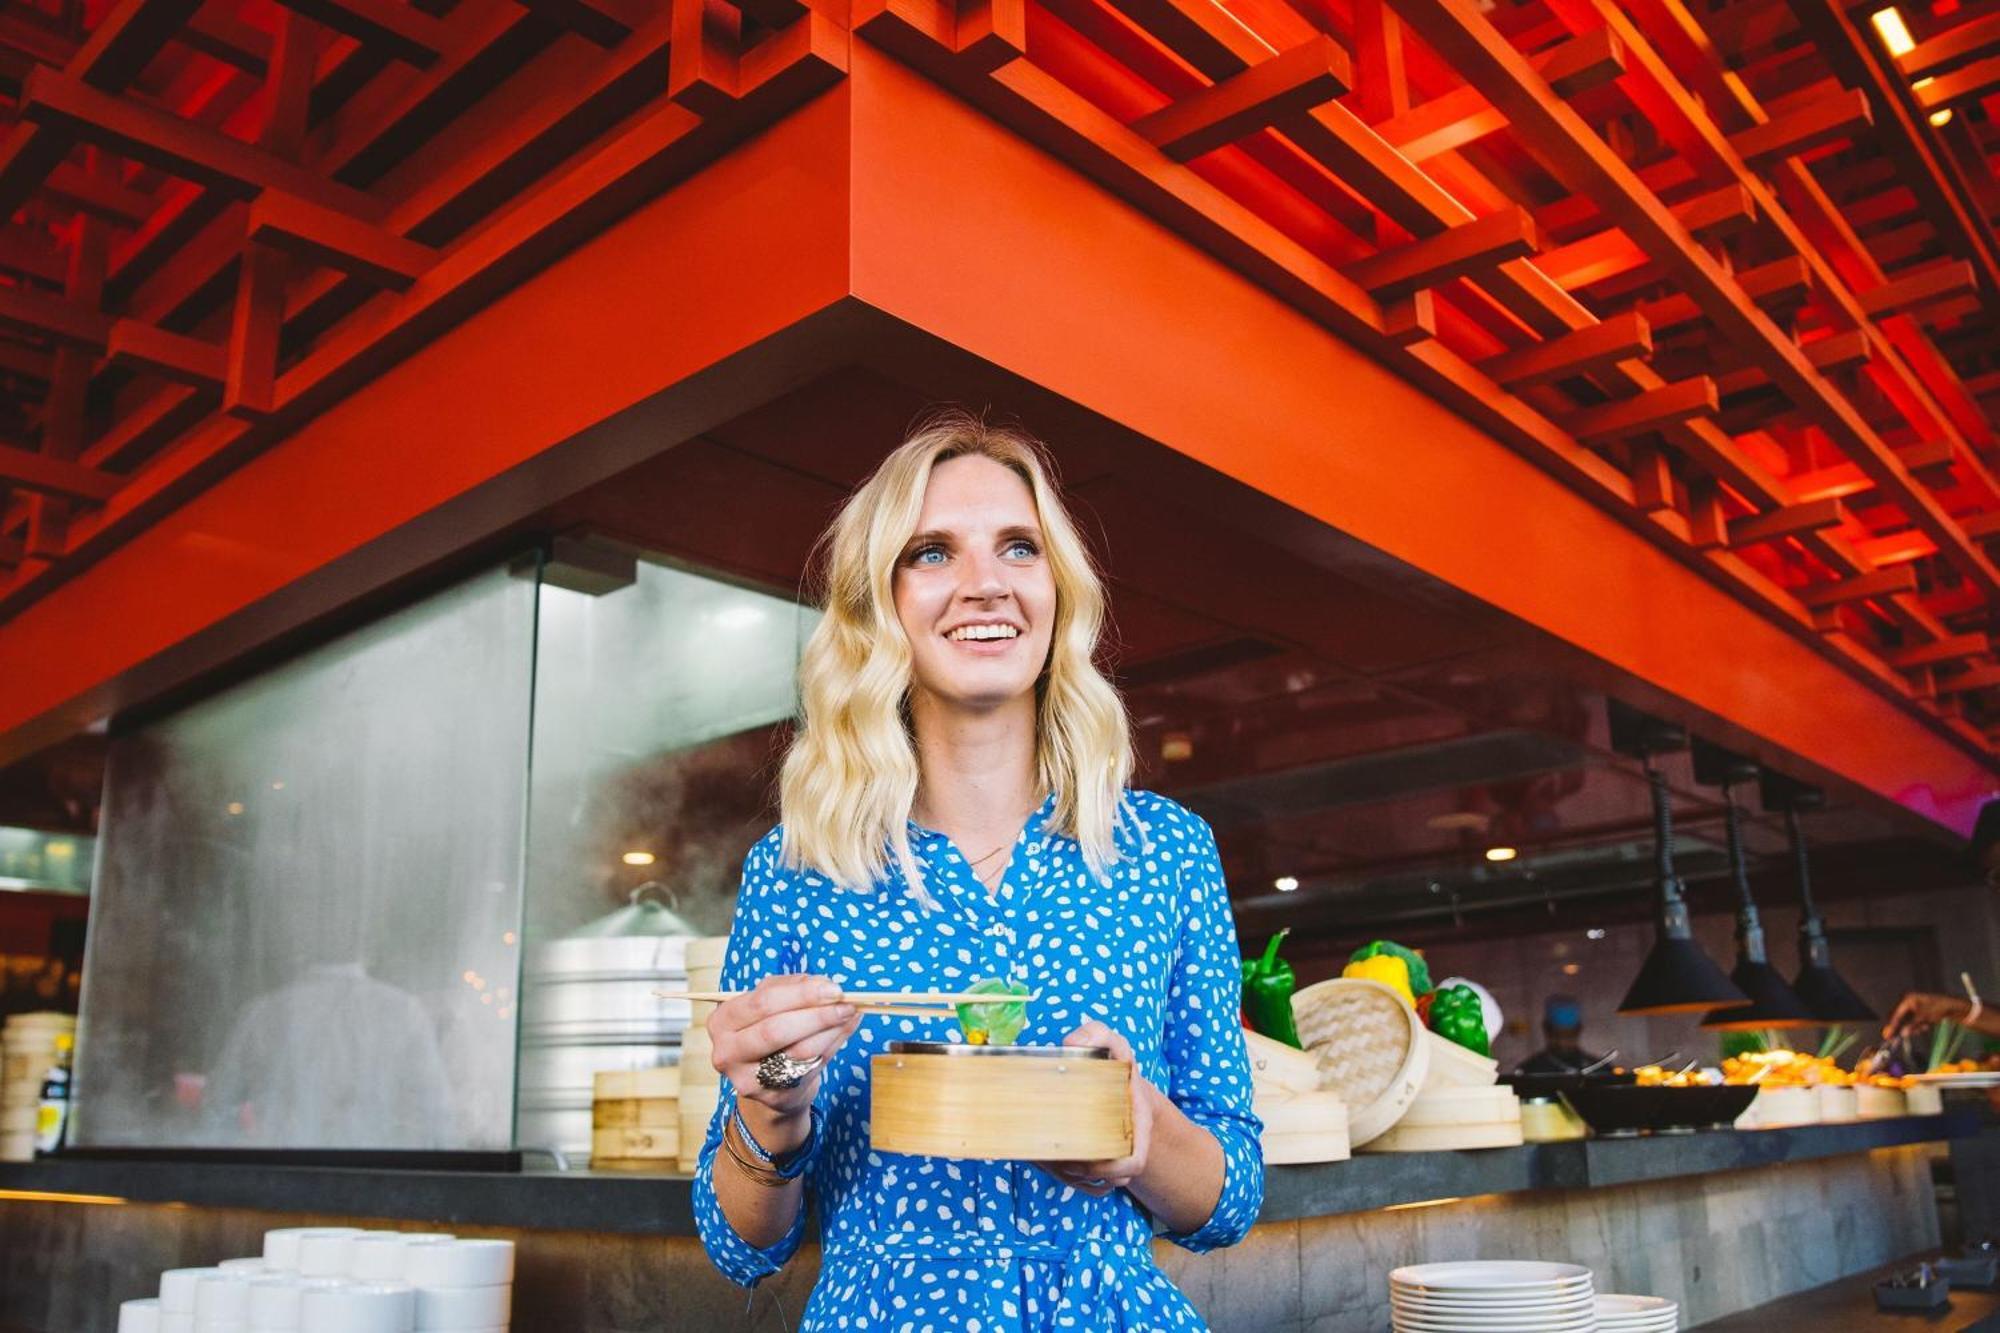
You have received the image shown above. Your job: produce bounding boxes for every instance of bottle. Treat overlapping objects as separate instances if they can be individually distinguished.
[33,1032,72,1156]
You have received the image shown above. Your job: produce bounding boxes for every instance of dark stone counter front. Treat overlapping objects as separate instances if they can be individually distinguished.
[0,1114,1974,1332]
[0,1112,1970,1235]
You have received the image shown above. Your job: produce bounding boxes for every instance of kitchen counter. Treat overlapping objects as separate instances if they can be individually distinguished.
[0,1111,1973,1235]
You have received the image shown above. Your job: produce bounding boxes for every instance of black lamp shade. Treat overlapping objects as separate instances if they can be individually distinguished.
[1702,957,1818,1030]
[1621,935,1752,1015]
[1794,960,1878,1024]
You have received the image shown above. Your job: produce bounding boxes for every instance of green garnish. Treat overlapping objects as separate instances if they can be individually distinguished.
[956,977,1030,1046]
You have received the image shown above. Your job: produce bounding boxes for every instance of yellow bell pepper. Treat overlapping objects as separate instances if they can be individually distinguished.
[1342,954,1416,1008]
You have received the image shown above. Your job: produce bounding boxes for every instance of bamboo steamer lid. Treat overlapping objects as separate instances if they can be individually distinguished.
[1244,1030,1323,1096]
[1254,1089,1351,1165]
[871,1043,1133,1161]
[1421,1031,1499,1089]
[1292,977,1429,1147]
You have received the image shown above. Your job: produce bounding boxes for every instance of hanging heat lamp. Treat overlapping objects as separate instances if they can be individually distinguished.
[1761,773,1877,1025]
[1693,742,1814,1030]
[1608,703,1751,1016]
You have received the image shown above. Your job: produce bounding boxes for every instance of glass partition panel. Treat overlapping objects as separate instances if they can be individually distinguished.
[74,562,537,1151]
[519,557,813,1160]
[525,559,814,941]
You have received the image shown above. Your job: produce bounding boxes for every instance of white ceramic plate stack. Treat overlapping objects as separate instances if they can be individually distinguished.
[1389,1260,1597,1332]
[1596,1294,1678,1331]
[404,1239,514,1331]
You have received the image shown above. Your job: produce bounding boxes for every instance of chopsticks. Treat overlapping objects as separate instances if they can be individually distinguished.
[652,989,1039,1019]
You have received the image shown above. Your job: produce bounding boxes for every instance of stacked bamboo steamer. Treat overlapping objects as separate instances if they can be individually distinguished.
[1,1012,74,1162]
[1361,1031,1522,1153]
[1244,1030,1349,1164]
[1292,978,1429,1148]
[592,1065,682,1170]
[676,935,729,1173]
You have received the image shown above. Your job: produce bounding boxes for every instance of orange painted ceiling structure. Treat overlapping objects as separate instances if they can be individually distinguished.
[0,0,1996,830]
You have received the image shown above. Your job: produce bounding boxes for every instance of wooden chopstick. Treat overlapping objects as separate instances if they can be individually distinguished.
[652,989,1038,1007]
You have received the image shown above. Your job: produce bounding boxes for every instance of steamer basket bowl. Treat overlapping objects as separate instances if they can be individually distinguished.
[871,1042,1133,1161]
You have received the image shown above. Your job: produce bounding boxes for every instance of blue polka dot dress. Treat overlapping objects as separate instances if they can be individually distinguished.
[693,790,1264,1331]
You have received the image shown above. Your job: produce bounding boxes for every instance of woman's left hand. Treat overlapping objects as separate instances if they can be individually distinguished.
[1041,1019,1156,1196]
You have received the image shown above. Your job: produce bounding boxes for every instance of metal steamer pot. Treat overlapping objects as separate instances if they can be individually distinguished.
[518,884,694,1167]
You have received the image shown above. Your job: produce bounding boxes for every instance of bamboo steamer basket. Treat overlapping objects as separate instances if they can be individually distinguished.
[592,1124,681,1171]
[1243,1029,1323,1096]
[680,1023,717,1088]
[1361,1116,1525,1152]
[1292,978,1430,1148]
[680,1088,720,1168]
[1815,1084,1860,1123]
[1421,1031,1499,1089]
[0,1131,33,1163]
[871,1042,1132,1160]
[1906,1084,1945,1116]
[1392,1084,1521,1128]
[1856,1085,1906,1118]
[1742,1084,1818,1128]
[1359,1083,1522,1152]
[1254,1089,1350,1165]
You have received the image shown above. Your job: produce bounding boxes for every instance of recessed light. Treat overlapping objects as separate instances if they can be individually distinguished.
[1274,876,1299,893]
[1869,6,1915,56]
[622,851,657,866]
[1485,846,1517,863]
[1587,928,1607,941]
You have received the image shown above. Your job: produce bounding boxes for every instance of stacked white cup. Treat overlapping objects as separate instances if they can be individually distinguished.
[298,1282,416,1333]
[403,1240,514,1331]
[193,1270,254,1331]
[159,1268,225,1333]
[117,1298,162,1332]
[247,1273,345,1332]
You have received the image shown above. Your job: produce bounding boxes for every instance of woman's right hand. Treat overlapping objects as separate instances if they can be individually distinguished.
[708,974,861,1120]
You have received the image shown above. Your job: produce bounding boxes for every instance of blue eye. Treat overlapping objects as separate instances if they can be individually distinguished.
[909,546,947,566]
[1004,540,1040,560]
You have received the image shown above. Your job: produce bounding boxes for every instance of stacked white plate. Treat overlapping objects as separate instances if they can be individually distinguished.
[1389,1260,1596,1331]
[1596,1294,1678,1331]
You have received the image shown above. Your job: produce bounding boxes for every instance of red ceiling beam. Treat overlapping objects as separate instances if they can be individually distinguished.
[19,67,384,218]
[247,190,440,290]
[1478,310,1650,388]
[1340,206,1539,299]
[273,0,454,68]
[0,444,120,503]
[1726,497,1845,548]
[1130,35,1351,161]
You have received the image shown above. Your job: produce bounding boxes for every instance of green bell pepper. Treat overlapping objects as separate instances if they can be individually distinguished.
[1241,929,1302,1048]
[1349,939,1433,996]
[1428,983,1491,1057]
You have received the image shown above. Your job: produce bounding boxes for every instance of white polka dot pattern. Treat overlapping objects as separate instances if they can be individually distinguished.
[692,791,1264,1330]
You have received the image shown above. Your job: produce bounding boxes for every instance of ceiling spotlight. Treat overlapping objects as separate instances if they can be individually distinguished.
[1587,928,1607,941]
[1274,875,1300,893]
[1160,733,1194,763]
[622,851,657,866]
[1869,6,1915,57]
[1484,846,1517,863]
[1930,108,1954,127]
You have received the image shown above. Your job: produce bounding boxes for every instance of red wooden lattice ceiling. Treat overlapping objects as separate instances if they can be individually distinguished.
[0,0,1997,750]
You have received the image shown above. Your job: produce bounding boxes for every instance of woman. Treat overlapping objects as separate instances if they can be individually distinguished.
[692,413,1263,1330]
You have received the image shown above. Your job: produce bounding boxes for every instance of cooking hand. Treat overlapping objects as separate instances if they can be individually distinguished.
[708,974,861,1118]
[1040,1020,1155,1196]
[1884,992,1970,1041]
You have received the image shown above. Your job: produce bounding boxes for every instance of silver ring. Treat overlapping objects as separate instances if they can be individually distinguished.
[756,1051,823,1090]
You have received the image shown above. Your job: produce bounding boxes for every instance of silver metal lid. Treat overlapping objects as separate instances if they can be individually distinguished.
[886,1041,1112,1059]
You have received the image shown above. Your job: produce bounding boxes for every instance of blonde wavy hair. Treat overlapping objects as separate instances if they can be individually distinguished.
[778,412,1135,904]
